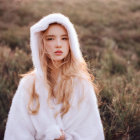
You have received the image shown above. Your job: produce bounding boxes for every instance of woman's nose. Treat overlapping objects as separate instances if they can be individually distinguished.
[56,39,62,48]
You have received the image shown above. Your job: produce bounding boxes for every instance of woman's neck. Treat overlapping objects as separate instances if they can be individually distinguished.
[51,68,60,81]
[51,62,61,81]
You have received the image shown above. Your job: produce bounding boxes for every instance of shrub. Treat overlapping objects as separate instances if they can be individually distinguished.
[101,38,127,75]
[99,73,140,139]
[0,27,30,52]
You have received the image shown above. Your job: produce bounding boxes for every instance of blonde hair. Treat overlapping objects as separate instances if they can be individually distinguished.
[21,23,100,118]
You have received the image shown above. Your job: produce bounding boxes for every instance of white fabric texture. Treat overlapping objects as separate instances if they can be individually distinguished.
[4,13,105,140]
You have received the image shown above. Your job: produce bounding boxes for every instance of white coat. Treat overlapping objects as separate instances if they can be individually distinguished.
[4,13,105,140]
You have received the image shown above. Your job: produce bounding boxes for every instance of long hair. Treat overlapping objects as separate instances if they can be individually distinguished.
[21,23,100,118]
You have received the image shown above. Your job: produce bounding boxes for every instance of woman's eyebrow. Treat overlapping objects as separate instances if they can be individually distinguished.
[61,34,68,37]
[45,35,55,37]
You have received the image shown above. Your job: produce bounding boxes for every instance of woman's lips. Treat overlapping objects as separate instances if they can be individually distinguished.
[54,50,63,55]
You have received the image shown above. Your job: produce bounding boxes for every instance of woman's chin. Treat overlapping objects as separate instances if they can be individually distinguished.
[53,56,66,62]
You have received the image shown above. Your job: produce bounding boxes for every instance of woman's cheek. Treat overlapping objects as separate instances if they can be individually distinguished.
[46,44,53,51]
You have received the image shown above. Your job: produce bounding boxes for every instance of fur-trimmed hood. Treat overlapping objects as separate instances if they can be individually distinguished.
[30,13,83,78]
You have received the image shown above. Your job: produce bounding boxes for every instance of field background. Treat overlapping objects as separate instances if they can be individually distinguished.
[0,0,140,139]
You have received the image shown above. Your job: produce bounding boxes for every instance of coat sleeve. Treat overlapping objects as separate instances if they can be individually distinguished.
[4,77,36,140]
[62,79,105,140]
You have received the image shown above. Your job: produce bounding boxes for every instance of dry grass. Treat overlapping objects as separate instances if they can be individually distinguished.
[0,0,140,139]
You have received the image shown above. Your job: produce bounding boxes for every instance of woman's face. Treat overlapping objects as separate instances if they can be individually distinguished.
[43,24,70,63]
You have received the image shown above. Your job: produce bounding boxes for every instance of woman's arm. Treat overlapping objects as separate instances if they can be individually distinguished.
[62,79,105,140]
[4,77,36,140]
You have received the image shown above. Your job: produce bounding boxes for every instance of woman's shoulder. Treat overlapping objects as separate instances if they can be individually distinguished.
[70,77,94,106]
[73,76,94,96]
[18,71,35,93]
[73,76,93,90]
[11,72,35,107]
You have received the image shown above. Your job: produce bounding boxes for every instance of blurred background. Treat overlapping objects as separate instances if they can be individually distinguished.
[0,0,140,139]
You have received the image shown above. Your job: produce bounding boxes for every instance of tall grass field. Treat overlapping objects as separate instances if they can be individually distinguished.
[0,0,140,139]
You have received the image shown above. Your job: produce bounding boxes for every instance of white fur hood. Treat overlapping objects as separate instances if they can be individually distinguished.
[30,13,83,78]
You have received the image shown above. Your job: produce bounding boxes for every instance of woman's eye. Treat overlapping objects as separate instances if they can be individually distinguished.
[46,38,54,40]
[62,37,68,40]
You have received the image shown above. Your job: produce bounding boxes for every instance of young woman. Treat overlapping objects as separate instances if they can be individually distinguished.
[4,13,104,140]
